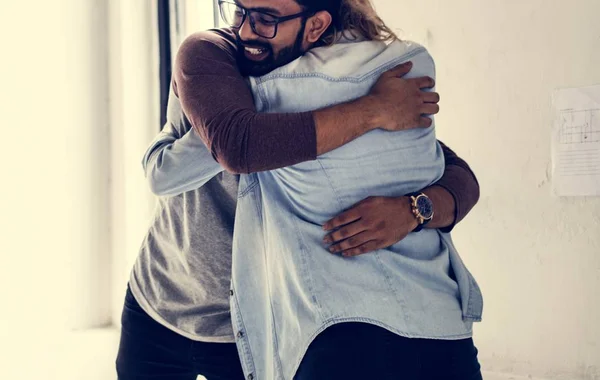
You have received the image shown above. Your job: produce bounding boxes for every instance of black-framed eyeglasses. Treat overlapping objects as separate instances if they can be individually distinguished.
[218,0,314,39]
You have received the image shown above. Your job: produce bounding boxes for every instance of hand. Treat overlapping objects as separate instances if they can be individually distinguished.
[322,196,419,257]
[368,61,440,131]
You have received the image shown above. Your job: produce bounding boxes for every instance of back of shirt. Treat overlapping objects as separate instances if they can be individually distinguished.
[249,37,445,255]
[231,37,481,380]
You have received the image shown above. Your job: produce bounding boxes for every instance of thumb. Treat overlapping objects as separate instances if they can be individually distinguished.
[387,61,413,78]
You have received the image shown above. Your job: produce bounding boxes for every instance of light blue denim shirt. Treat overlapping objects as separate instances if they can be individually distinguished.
[143,35,484,380]
[229,36,484,380]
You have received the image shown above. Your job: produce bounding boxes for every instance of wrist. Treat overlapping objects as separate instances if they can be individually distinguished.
[421,186,455,229]
[407,192,435,232]
[395,196,420,231]
[407,203,421,231]
[356,94,384,131]
[313,97,380,156]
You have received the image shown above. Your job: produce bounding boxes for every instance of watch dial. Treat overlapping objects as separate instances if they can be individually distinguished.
[417,196,434,219]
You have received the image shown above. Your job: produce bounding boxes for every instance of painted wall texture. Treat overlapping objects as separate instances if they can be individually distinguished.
[1,1,598,379]
[372,0,600,378]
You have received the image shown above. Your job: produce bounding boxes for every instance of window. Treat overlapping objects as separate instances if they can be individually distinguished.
[158,0,220,127]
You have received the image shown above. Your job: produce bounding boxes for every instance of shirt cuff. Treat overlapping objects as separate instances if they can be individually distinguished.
[434,165,479,233]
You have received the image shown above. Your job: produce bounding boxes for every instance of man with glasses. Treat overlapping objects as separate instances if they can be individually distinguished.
[116,0,481,379]
[217,0,326,77]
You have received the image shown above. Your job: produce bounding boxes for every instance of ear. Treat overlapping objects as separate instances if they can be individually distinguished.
[305,10,333,43]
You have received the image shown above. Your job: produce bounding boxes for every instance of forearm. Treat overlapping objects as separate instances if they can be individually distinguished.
[422,185,456,229]
[424,141,480,231]
[314,95,379,156]
[196,96,379,172]
[142,85,224,196]
[200,108,318,174]
[143,129,224,196]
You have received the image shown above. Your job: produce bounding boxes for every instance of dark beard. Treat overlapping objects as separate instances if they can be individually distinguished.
[236,21,307,77]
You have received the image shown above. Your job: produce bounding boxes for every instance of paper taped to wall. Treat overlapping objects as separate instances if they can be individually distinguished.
[552,85,600,196]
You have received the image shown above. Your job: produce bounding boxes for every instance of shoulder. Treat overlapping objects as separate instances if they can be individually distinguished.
[176,28,238,70]
[388,40,436,78]
[388,40,432,61]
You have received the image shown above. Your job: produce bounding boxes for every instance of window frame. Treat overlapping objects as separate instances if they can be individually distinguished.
[157,0,220,129]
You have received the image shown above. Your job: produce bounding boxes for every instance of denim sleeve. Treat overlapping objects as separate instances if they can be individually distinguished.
[142,87,224,197]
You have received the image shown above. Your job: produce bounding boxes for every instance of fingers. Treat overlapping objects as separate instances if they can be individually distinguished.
[420,103,439,115]
[418,117,433,128]
[421,89,440,118]
[328,232,375,255]
[385,61,413,78]
[339,240,382,257]
[323,219,367,245]
[408,76,435,89]
[323,204,367,231]
[421,91,440,104]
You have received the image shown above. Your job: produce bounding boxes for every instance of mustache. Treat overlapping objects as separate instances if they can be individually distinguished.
[236,37,271,51]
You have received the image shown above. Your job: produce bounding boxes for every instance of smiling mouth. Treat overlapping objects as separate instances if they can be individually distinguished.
[244,47,267,57]
[245,47,266,55]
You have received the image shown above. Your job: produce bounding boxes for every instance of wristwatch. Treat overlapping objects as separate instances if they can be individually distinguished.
[407,192,434,232]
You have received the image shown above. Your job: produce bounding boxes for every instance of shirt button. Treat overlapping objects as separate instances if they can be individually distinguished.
[237,331,244,338]
[230,290,234,296]
[247,374,254,380]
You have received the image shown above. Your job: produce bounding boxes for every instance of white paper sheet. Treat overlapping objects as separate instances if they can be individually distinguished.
[552,85,600,196]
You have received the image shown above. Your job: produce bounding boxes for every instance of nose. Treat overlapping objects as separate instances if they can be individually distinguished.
[238,15,258,41]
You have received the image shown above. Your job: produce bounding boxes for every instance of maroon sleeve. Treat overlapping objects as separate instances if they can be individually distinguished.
[173,30,316,174]
[436,141,481,232]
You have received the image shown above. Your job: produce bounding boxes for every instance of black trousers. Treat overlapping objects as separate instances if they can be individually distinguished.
[117,285,482,380]
[295,322,483,380]
[116,286,245,380]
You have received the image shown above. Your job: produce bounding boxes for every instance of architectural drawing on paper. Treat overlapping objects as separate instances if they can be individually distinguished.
[558,108,600,145]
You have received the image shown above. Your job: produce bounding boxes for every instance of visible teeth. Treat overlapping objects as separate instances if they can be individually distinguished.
[245,47,264,55]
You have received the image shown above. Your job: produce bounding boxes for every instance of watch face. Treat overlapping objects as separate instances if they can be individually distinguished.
[416,196,434,220]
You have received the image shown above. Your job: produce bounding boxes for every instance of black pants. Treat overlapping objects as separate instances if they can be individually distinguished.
[295,322,483,380]
[116,286,245,380]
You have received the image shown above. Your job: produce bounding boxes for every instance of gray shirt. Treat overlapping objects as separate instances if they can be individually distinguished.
[130,89,238,342]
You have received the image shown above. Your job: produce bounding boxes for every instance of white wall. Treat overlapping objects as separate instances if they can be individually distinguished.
[373,0,600,379]
[0,0,112,377]
[108,0,160,326]
[0,0,112,335]
[0,0,157,378]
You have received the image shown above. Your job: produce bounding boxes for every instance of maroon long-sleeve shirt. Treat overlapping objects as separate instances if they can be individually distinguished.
[173,29,479,228]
